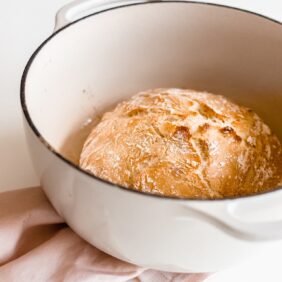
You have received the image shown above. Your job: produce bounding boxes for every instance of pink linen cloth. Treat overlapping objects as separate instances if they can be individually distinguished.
[0,187,210,282]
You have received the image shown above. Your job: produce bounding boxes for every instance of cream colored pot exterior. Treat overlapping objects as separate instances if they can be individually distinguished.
[21,1,282,272]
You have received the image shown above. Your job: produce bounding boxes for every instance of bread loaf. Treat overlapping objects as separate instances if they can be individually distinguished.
[80,88,282,199]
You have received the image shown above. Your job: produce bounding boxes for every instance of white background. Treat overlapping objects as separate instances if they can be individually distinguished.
[0,1,282,281]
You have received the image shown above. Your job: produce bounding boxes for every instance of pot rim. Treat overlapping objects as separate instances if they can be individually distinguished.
[20,0,282,202]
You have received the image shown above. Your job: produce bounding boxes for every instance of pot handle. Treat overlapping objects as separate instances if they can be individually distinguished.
[179,191,282,241]
[54,0,153,32]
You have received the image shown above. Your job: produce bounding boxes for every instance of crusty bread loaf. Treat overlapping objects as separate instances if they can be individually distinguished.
[80,88,282,199]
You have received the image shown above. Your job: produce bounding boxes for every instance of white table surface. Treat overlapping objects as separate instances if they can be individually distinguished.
[1,1,282,281]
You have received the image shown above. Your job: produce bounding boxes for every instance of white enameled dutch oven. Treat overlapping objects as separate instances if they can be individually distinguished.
[21,0,282,273]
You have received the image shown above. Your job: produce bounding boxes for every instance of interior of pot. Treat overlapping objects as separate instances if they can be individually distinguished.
[23,2,282,163]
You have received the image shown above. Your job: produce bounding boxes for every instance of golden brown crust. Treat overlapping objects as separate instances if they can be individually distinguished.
[80,88,282,199]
